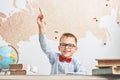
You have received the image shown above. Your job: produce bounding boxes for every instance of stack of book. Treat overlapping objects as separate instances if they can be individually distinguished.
[9,64,26,75]
[92,58,120,75]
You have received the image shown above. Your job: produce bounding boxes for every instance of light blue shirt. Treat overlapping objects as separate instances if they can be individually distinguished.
[39,34,86,75]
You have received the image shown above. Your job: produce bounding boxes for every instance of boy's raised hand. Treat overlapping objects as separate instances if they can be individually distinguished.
[37,8,45,34]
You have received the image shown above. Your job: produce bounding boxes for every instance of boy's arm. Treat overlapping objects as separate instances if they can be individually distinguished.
[66,61,87,75]
[74,60,87,75]
[39,34,56,64]
[37,8,56,64]
[67,59,87,75]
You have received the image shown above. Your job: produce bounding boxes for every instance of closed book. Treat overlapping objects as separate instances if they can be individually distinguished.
[92,66,120,75]
[10,70,26,75]
[9,64,23,70]
[96,58,120,67]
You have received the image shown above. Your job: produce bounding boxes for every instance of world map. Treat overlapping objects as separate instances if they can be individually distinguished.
[0,0,120,50]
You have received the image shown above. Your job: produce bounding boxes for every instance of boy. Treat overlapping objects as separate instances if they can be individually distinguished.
[37,9,86,75]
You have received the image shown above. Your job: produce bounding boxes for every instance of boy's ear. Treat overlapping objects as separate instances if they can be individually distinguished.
[75,46,78,51]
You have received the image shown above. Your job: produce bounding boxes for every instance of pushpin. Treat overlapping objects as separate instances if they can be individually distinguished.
[55,36,58,39]
[105,4,108,6]
[117,22,119,24]
[54,31,58,33]
[104,43,106,45]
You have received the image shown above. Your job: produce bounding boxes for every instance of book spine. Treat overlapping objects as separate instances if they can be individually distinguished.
[9,64,23,70]
[9,64,30,71]
[10,70,26,75]
[97,60,120,66]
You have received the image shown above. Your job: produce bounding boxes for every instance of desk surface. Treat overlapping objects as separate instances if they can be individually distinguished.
[0,75,120,80]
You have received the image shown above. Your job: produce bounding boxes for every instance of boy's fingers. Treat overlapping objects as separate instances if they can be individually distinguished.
[39,8,44,20]
[39,8,43,15]
[37,15,43,22]
[40,14,44,20]
[37,14,44,21]
[37,8,46,26]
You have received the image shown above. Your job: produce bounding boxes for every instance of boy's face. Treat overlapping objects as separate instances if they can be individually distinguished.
[58,36,78,57]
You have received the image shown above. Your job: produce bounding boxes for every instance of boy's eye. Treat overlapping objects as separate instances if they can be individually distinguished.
[60,43,76,48]
[68,44,74,47]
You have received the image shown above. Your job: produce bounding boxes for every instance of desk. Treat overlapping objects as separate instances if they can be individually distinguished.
[0,75,120,80]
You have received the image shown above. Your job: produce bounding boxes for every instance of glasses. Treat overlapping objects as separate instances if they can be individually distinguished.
[60,43,76,49]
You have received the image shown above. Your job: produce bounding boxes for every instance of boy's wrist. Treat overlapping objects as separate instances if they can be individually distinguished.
[39,28,45,34]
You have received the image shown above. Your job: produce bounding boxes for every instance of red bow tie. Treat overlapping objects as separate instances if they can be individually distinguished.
[59,55,72,63]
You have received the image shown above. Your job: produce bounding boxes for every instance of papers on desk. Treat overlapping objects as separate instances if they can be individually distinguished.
[66,72,86,75]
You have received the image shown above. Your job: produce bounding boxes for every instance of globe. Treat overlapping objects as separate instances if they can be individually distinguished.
[0,45,18,69]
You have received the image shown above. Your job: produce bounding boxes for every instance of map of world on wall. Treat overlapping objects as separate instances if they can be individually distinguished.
[1,0,119,51]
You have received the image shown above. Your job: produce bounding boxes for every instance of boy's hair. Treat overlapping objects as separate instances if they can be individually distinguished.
[59,33,77,44]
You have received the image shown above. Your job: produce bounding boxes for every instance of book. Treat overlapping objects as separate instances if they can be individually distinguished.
[9,64,23,70]
[96,58,120,67]
[92,66,120,75]
[10,70,26,75]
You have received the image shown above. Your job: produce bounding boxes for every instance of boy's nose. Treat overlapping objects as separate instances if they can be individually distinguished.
[64,45,70,49]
